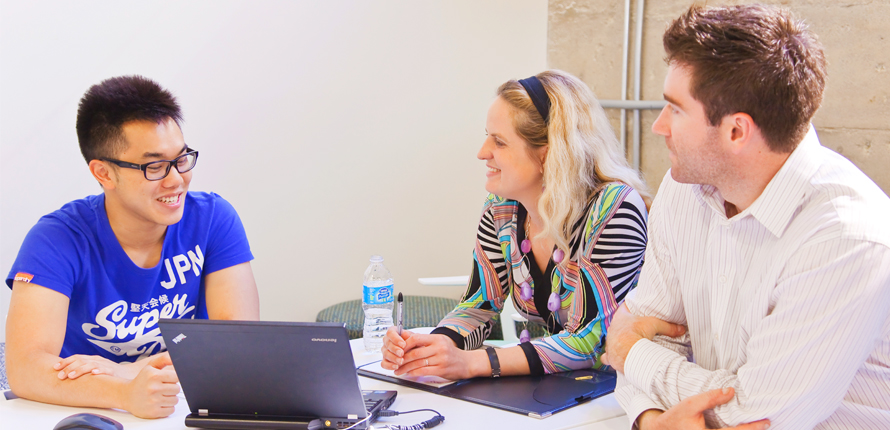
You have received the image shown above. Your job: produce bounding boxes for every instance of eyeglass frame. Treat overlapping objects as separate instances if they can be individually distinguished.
[100,148,200,181]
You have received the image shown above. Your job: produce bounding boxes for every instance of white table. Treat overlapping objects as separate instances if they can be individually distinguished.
[0,340,629,429]
[350,339,628,430]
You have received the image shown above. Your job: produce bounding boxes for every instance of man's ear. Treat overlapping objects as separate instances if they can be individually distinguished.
[88,160,116,190]
[722,112,758,154]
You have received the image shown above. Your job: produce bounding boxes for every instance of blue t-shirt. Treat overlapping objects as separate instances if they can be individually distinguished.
[6,191,253,363]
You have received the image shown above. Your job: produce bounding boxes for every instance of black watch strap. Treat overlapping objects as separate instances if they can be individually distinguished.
[485,346,501,378]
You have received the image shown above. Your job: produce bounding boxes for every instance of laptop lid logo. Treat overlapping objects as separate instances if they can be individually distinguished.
[173,333,187,344]
[311,338,337,343]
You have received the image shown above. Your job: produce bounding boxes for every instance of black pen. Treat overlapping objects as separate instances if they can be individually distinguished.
[396,292,404,335]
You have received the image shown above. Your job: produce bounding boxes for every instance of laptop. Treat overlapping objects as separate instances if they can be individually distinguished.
[159,319,397,430]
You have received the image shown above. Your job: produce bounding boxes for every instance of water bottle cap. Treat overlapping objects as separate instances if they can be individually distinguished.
[369,255,384,263]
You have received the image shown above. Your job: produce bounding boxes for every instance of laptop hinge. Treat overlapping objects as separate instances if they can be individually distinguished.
[199,409,209,416]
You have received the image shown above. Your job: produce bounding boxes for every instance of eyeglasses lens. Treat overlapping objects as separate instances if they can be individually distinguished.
[144,152,198,181]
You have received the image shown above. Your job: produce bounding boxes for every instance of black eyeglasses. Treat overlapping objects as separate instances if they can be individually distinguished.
[101,149,199,181]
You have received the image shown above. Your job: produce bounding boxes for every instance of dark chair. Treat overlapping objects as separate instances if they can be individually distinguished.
[1,342,8,390]
[315,295,507,340]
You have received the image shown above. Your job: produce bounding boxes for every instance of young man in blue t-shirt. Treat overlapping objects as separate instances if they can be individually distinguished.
[5,76,260,418]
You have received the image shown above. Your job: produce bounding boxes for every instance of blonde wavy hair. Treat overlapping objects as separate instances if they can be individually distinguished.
[497,70,651,255]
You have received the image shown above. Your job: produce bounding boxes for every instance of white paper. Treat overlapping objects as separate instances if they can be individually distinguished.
[358,360,457,388]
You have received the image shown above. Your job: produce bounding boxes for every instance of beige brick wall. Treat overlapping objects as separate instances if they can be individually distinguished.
[548,0,890,195]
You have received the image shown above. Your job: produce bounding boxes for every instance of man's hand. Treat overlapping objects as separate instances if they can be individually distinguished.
[54,354,122,380]
[119,353,180,419]
[53,353,161,381]
[601,303,686,373]
[637,388,770,430]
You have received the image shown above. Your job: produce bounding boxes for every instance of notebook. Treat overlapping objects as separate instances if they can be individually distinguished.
[357,362,615,419]
[159,319,397,430]
[357,360,457,389]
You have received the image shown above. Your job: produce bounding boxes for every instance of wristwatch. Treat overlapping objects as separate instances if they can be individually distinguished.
[485,346,501,378]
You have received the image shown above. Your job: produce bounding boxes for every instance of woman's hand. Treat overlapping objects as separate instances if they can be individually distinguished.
[392,332,487,381]
[381,326,411,370]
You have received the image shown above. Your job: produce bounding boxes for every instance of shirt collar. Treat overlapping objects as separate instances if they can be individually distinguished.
[694,125,823,237]
[692,183,726,217]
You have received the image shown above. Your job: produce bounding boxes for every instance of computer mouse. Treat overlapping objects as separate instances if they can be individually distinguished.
[53,413,124,430]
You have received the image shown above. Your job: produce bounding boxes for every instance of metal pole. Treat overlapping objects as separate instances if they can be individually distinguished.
[620,0,630,153]
[600,100,665,110]
[632,0,645,171]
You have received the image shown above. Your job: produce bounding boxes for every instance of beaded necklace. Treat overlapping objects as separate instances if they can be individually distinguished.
[516,212,565,342]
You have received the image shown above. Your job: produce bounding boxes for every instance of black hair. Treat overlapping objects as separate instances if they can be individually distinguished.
[76,75,183,163]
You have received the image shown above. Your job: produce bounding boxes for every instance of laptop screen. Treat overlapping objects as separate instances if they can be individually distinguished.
[159,319,370,422]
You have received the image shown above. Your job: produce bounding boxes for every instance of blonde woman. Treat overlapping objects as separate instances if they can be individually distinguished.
[383,70,649,379]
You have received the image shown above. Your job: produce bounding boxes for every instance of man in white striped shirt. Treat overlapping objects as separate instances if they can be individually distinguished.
[601,5,890,430]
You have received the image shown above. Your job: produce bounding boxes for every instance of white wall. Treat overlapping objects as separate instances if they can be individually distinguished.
[0,0,547,341]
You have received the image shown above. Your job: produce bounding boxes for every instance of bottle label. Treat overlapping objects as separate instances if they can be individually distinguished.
[363,283,394,305]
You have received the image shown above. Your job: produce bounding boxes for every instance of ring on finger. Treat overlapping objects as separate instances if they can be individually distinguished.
[424,358,429,367]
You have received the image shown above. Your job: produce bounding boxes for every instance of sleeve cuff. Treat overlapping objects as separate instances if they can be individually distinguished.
[519,342,545,375]
[623,395,665,429]
[431,326,465,349]
[624,338,683,401]
[615,372,665,430]
[203,251,255,275]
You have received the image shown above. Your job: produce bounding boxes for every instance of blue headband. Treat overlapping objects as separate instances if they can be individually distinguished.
[518,76,551,125]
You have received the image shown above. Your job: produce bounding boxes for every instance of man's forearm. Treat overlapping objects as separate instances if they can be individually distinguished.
[8,349,128,410]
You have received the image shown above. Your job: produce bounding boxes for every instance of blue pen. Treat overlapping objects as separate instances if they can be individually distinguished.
[396,293,404,335]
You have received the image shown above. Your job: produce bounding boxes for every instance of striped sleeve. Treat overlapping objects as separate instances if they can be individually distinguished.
[589,190,648,302]
[434,196,512,350]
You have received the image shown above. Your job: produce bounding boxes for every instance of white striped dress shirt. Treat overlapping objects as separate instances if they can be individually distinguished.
[615,127,890,429]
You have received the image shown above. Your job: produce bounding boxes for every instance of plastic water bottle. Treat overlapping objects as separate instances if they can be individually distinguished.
[362,255,394,352]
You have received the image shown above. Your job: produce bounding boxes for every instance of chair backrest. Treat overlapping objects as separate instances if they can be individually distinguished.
[0,342,8,390]
[418,276,526,343]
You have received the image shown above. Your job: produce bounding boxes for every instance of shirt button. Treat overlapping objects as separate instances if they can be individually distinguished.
[719,275,727,284]
[714,333,719,341]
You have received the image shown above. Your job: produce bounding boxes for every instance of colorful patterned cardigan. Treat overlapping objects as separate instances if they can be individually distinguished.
[432,183,648,374]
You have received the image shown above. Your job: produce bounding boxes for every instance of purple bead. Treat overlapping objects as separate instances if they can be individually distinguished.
[547,292,560,312]
[552,248,565,264]
[519,329,531,343]
[520,239,531,254]
[520,282,532,301]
